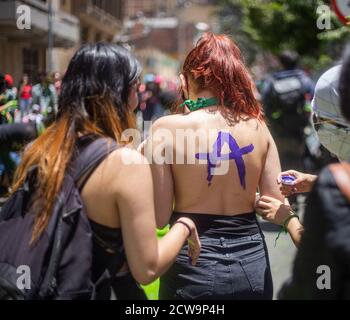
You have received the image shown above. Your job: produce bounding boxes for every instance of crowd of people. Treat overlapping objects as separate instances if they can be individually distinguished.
[0,71,60,197]
[0,70,175,198]
[0,32,349,300]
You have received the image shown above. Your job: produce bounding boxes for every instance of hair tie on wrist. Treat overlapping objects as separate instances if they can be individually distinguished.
[274,212,299,247]
[175,220,192,238]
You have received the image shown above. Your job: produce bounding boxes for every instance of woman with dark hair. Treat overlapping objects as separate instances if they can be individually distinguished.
[10,43,201,300]
[144,33,284,300]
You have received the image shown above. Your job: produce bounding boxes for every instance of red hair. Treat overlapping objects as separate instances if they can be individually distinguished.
[182,32,264,122]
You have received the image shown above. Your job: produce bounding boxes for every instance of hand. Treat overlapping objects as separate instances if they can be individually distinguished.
[277,170,317,196]
[255,195,292,225]
[176,217,201,266]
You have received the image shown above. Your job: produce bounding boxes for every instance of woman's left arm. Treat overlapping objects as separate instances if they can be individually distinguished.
[258,124,284,203]
[256,196,304,247]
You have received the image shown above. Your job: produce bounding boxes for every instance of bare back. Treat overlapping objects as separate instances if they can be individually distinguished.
[150,109,283,226]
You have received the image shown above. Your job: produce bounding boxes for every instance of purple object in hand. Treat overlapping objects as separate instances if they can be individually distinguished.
[281,175,296,185]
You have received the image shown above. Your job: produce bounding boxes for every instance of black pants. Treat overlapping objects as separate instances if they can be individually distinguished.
[159,213,273,300]
[112,272,147,300]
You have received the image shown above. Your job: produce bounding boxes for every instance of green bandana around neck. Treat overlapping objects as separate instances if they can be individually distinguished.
[180,97,219,112]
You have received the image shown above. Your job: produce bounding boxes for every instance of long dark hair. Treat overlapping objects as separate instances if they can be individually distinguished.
[13,43,142,242]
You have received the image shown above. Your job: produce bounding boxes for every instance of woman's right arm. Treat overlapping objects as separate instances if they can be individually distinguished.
[111,148,200,285]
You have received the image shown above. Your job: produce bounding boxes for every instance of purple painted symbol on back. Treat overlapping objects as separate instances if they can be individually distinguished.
[195,132,254,189]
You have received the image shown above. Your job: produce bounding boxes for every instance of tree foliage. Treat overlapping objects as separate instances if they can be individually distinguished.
[217,0,350,64]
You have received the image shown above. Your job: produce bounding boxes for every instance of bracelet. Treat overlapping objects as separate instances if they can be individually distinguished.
[283,213,299,230]
[174,220,192,238]
[274,212,299,247]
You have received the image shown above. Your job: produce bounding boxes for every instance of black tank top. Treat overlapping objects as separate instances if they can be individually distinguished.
[76,135,146,299]
[89,220,147,300]
[89,220,126,283]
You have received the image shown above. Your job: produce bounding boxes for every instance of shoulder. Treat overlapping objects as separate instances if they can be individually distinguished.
[152,114,186,126]
[316,166,337,188]
[305,165,350,252]
[314,165,346,199]
[252,120,272,140]
[99,147,151,193]
[309,165,350,223]
[151,114,190,132]
[108,147,149,168]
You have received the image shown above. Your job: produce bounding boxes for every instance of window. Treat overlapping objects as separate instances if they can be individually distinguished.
[81,26,89,43]
[23,48,39,82]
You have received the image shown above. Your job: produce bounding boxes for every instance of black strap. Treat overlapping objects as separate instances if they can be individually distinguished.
[39,136,118,299]
[70,136,118,190]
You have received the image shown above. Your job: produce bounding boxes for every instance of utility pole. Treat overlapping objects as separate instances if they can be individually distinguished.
[48,0,54,73]
[177,1,185,65]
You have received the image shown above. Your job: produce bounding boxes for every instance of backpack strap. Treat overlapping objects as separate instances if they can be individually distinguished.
[70,136,118,190]
[38,137,119,299]
[329,162,350,202]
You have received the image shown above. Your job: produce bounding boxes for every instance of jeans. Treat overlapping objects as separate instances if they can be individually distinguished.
[19,99,32,120]
[159,231,273,300]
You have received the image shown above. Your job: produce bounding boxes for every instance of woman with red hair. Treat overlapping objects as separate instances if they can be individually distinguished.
[145,33,284,299]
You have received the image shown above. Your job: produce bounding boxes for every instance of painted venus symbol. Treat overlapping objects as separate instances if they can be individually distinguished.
[195,131,254,189]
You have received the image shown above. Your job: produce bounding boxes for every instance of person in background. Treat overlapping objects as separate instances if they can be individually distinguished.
[53,72,62,96]
[140,75,166,123]
[256,64,348,247]
[0,74,21,196]
[31,71,57,118]
[18,74,32,120]
[4,74,17,101]
[0,74,6,96]
[256,47,350,299]
[0,74,9,124]
[262,50,315,171]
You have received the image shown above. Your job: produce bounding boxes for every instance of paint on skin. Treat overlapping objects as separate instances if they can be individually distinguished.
[195,131,254,188]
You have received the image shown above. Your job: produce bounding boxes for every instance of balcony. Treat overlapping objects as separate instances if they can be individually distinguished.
[0,0,80,47]
[75,0,122,37]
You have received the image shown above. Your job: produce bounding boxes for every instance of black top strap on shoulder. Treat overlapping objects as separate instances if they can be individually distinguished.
[70,136,118,190]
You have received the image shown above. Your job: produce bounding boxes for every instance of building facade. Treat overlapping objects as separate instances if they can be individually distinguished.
[0,0,125,84]
[122,0,219,81]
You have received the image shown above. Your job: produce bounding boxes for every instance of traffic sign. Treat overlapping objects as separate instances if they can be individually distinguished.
[332,0,350,25]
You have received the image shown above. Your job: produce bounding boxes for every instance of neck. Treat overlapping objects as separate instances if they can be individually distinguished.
[181,95,219,112]
[189,90,217,101]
